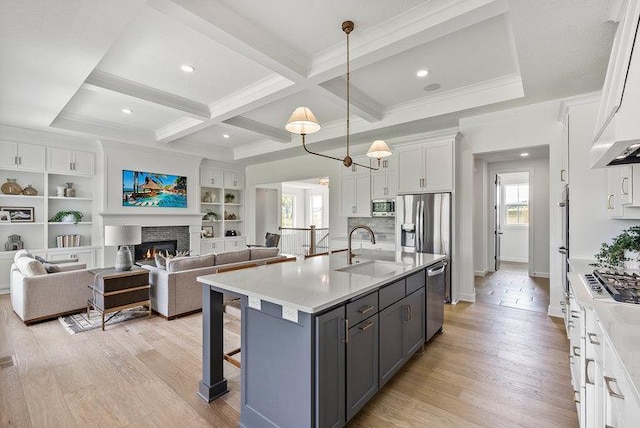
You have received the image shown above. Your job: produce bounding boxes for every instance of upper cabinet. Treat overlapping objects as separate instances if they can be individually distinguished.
[591,0,640,167]
[201,168,224,187]
[47,147,94,175]
[396,139,454,194]
[0,141,45,172]
[224,171,245,190]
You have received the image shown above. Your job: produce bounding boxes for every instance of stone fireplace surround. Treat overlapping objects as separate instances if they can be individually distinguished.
[99,213,204,266]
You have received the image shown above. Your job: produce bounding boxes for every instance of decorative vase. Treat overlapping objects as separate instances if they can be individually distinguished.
[61,214,76,223]
[1,178,22,195]
[64,182,75,197]
[22,184,38,196]
[57,186,65,197]
[202,192,212,203]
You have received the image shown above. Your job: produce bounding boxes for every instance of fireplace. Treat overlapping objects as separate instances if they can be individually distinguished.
[134,240,178,264]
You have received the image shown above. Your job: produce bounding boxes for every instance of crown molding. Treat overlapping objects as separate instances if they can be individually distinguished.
[85,70,210,119]
[557,91,601,122]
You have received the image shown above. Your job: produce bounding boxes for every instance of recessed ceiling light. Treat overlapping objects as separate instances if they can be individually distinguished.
[181,64,195,73]
[121,108,133,114]
[423,83,441,92]
[222,134,230,139]
[520,152,529,157]
[416,69,429,78]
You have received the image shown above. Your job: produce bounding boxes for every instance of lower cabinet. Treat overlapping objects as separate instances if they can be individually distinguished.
[201,238,225,254]
[47,248,96,268]
[346,314,378,420]
[379,287,425,387]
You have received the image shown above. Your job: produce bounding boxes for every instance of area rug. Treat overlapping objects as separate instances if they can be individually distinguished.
[58,306,149,334]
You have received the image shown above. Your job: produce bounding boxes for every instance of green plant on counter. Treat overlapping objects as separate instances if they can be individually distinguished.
[591,225,640,269]
[202,209,219,222]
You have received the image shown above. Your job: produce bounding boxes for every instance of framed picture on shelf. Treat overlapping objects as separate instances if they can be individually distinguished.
[0,211,10,223]
[0,206,34,223]
[201,226,214,238]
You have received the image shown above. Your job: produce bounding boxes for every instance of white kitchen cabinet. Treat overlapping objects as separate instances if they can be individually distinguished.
[200,168,224,187]
[47,147,94,175]
[201,238,225,255]
[340,156,371,176]
[603,333,640,428]
[607,167,626,217]
[396,139,454,194]
[560,113,569,184]
[223,171,244,190]
[340,175,371,217]
[371,172,396,199]
[46,248,96,268]
[0,141,45,172]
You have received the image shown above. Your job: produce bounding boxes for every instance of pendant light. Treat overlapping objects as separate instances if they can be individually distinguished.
[285,20,392,170]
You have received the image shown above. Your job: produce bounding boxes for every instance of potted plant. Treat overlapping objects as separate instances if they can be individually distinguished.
[591,225,640,270]
[49,210,84,224]
[202,209,219,222]
[225,193,235,203]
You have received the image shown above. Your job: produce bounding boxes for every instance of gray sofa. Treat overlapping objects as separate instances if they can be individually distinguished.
[141,248,287,319]
[11,261,91,324]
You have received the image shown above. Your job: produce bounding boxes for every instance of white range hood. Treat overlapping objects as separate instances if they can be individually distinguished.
[590,0,640,168]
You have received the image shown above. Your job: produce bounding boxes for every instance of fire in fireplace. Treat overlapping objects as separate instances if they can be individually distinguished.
[134,240,178,263]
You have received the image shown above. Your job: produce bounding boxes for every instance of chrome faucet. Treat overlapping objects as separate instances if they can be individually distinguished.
[348,225,376,265]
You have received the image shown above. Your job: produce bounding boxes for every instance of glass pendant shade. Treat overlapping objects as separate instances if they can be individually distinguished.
[285,107,321,135]
[366,140,392,159]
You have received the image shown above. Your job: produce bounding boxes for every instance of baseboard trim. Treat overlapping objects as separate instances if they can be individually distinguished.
[474,269,488,277]
[458,292,476,302]
[500,258,528,263]
[532,272,550,278]
[0,285,9,295]
[548,304,564,319]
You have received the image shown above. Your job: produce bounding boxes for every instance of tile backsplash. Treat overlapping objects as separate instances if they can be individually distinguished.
[347,217,395,242]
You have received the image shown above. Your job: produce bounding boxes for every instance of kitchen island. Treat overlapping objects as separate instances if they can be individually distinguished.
[197,251,447,428]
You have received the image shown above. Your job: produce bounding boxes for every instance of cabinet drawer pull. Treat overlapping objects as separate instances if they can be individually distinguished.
[573,390,580,403]
[560,169,566,182]
[604,376,624,399]
[621,176,629,195]
[572,346,580,357]
[585,358,594,385]
[403,305,410,322]
[570,310,580,319]
[343,319,349,344]
[359,320,375,331]
[358,305,374,314]
[607,194,614,210]
[561,308,566,313]
[15,156,18,165]
[568,355,574,365]
[587,332,600,345]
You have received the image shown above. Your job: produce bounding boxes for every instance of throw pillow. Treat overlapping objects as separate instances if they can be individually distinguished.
[43,262,61,273]
[15,257,47,276]
[155,253,167,270]
[14,249,34,264]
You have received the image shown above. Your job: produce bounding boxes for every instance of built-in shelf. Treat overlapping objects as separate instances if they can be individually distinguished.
[0,222,45,226]
[202,202,222,206]
[224,220,243,223]
[224,203,242,206]
[48,221,93,225]
[0,194,45,199]
[48,196,92,201]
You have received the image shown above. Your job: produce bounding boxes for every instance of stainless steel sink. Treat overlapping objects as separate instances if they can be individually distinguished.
[335,260,409,277]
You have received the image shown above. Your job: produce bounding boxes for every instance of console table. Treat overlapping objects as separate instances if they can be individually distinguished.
[87,267,150,330]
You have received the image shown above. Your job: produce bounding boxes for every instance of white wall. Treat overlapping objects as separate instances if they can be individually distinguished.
[459,100,561,307]
[255,187,279,243]
[567,101,638,258]
[473,158,489,274]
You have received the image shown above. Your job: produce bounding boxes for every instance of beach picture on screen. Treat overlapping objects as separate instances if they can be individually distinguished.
[122,170,187,207]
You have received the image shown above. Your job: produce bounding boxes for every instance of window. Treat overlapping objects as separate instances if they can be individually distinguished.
[504,183,529,225]
[309,194,323,227]
[282,194,295,227]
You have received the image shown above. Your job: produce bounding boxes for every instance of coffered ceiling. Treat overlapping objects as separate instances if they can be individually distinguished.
[0,0,616,164]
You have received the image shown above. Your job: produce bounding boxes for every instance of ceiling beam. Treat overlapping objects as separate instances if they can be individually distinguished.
[84,70,210,119]
[222,117,290,143]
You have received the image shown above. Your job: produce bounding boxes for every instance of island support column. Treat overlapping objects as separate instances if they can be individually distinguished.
[197,283,228,402]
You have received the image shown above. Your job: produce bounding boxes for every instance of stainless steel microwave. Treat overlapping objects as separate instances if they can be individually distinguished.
[372,199,395,217]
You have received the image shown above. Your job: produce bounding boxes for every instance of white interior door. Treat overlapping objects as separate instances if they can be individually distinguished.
[494,174,503,271]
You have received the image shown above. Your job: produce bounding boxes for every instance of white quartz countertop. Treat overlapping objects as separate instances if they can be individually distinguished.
[568,258,640,403]
[197,251,446,314]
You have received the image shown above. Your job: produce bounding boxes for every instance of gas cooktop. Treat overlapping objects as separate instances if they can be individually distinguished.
[584,270,640,304]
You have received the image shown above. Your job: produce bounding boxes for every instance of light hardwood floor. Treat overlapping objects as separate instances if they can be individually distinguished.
[0,294,577,427]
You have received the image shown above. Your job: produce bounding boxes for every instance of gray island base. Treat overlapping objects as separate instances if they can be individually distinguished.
[197,251,447,428]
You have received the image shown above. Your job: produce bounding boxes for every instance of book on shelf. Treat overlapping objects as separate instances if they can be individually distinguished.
[57,234,81,248]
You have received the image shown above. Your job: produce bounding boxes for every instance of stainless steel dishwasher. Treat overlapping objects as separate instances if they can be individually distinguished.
[426,261,447,341]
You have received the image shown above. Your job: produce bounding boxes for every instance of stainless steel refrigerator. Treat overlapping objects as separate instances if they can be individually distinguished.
[397,193,452,302]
